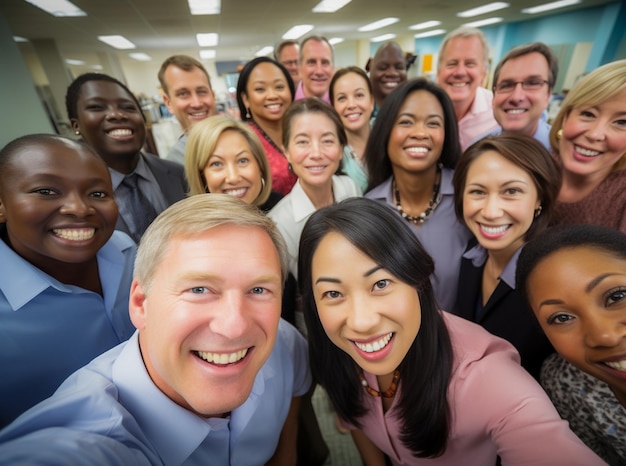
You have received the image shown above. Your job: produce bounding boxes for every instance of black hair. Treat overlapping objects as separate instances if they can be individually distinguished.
[236,57,295,121]
[65,73,145,122]
[298,197,453,458]
[364,78,461,192]
[517,224,626,306]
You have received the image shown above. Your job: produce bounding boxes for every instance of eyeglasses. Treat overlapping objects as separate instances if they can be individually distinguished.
[494,79,549,93]
[281,60,299,67]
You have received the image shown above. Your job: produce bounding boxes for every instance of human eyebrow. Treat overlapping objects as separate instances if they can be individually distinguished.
[364,265,382,277]
[586,273,624,293]
[315,277,341,285]
[538,298,565,308]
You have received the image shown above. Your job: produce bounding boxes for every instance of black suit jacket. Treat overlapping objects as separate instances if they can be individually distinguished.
[453,241,553,380]
[115,152,188,239]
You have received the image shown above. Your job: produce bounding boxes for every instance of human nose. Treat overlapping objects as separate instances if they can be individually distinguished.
[482,194,503,219]
[225,163,241,183]
[209,292,249,339]
[509,82,526,100]
[584,119,607,142]
[584,314,625,348]
[190,92,203,108]
[346,293,380,333]
[106,105,126,120]
[59,191,93,217]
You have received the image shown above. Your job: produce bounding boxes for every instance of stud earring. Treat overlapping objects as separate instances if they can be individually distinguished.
[75,130,80,135]
[556,129,563,140]
[534,205,542,217]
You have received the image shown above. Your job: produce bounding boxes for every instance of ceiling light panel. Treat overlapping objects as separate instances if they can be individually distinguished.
[409,20,442,31]
[98,35,136,50]
[462,17,503,27]
[23,0,86,17]
[414,29,447,38]
[129,53,152,61]
[312,0,351,13]
[199,49,216,59]
[370,33,397,42]
[457,2,510,18]
[282,25,314,40]
[255,46,274,57]
[196,33,219,47]
[188,0,220,15]
[358,17,399,32]
[522,0,581,14]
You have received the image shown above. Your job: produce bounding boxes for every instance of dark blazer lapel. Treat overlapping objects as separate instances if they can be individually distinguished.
[478,281,513,323]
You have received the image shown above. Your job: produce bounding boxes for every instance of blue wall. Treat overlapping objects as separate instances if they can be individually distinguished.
[413,1,625,80]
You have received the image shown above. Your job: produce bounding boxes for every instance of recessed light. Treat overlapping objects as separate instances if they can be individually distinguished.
[98,35,136,50]
[312,0,351,13]
[199,49,216,59]
[188,0,220,15]
[196,33,219,47]
[282,25,314,40]
[414,29,447,38]
[457,2,509,18]
[255,46,274,57]
[129,53,152,61]
[370,33,397,42]
[522,0,581,14]
[23,0,86,17]
[409,21,442,31]
[462,17,503,27]
[358,17,399,32]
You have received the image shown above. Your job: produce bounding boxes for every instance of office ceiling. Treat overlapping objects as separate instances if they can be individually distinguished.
[1,0,615,70]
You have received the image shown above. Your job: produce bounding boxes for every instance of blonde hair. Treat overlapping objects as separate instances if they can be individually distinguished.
[184,115,272,205]
[134,194,289,293]
[550,59,626,170]
[437,27,489,72]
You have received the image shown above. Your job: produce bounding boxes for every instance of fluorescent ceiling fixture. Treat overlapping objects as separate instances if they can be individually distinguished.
[462,17,503,27]
[457,2,509,17]
[522,0,581,14]
[312,0,351,13]
[129,53,152,61]
[92,65,103,70]
[358,17,399,32]
[23,0,86,17]
[282,25,314,40]
[370,33,397,43]
[409,20,441,31]
[196,33,219,47]
[414,29,447,38]
[13,36,28,42]
[65,59,85,65]
[199,49,216,59]
[328,37,344,45]
[98,35,136,50]
[188,0,220,15]
[255,46,274,57]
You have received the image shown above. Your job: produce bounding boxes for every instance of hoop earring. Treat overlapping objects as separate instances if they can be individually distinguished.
[534,205,542,217]
[261,177,266,189]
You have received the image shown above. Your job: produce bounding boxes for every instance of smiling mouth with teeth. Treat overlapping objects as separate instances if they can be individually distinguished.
[195,348,249,365]
[354,332,393,353]
[53,228,96,241]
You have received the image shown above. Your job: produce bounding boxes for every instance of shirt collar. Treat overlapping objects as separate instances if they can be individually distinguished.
[463,242,523,289]
[109,154,152,190]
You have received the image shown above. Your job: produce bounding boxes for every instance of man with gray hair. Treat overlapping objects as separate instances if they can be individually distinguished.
[0,195,311,465]
[436,27,499,151]
[295,35,334,103]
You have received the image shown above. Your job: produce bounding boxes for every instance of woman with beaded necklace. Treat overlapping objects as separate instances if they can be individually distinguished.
[365,78,471,312]
[237,57,297,196]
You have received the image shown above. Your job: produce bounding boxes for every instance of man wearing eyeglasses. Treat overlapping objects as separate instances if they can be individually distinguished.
[490,42,558,150]
[275,40,301,86]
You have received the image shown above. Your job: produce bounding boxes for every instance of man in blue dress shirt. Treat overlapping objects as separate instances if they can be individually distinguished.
[0,194,311,465]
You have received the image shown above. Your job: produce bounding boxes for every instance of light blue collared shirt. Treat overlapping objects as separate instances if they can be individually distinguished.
[0,320,311,465]
[0,230,136,427]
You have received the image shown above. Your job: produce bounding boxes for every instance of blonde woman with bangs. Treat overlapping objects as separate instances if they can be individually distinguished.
[549,59,626,232]
[185,114,283,211]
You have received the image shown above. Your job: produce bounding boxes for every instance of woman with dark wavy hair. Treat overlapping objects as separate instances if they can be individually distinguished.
[364,78,470,312]
[298,197,604,465]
